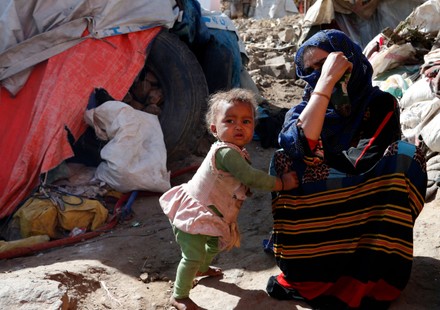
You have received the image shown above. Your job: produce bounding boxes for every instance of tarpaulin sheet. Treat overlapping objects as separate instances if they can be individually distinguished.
[0,26,161,219]
[0,0,178,95]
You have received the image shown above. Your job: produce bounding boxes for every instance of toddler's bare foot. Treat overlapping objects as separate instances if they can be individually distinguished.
[192,278,200,288]
[195,266,223,277]
[171,296,199,310]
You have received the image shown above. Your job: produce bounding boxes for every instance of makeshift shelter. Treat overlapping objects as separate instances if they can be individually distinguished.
[0,0,180,221]
[299,0,427,48]
[0,0,246,225]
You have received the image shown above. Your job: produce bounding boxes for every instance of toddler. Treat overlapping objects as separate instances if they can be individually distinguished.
[159,88,298,310]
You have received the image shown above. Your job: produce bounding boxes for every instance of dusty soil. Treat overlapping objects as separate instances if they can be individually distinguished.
[1,141,439,310]
[1,14,440,310]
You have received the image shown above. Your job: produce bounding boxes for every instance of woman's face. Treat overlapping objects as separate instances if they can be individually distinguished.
[302,47,330,76]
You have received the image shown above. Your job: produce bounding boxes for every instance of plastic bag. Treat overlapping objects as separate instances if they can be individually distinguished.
[84,101,171,193]
[369,43,416,78]
[405,0,440,34]
[378,74,412,99]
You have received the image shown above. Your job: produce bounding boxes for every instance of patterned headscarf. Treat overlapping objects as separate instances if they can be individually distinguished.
[295,29,373,89]
[293,29,379,152]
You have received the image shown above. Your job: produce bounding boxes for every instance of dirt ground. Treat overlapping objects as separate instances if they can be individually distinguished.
[1,140,439,310]
[1,14,440,310]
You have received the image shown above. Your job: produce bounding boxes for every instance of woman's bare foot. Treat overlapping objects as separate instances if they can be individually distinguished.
[171,296,199,310]
[195,266,223,277]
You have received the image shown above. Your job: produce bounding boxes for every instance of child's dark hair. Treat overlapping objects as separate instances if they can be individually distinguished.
[205,88,258,131]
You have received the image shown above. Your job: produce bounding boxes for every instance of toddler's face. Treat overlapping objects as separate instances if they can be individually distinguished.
[210,100,254,148]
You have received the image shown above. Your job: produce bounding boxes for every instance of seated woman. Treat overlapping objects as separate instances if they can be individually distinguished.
[266,29,427,310]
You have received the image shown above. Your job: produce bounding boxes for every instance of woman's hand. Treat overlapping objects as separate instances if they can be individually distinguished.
[299,50,354,142]
[319,52,353,86]
[275,171,299,191]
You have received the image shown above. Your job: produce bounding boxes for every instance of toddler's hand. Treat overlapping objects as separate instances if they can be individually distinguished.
[282,171,299,190]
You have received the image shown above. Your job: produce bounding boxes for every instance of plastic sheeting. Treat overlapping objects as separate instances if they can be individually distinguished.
[301,0,426,49]
[254,0,299,19]
[0,0,179,94]
[0,27,161,219]
[173,2,245,92]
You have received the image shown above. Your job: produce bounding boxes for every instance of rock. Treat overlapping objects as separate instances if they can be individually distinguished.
[278,28,296,43]
[140,273,149,283]
[0,278,66,310]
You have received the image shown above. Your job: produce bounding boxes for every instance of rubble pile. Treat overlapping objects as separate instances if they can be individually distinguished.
[233,14,306,108]
[124,15,308,116]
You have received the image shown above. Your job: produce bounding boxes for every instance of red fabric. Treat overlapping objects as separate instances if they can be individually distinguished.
[306,137,319,151]
[0,27,162,219]
[277,274,332,299]
[277,273,401,308]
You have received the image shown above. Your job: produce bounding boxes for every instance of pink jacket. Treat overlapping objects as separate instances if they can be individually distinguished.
[159,141,250,250]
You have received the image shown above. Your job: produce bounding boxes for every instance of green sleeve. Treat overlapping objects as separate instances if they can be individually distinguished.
[215,147,276,191]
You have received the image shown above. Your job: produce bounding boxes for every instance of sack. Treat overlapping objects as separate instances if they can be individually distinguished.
[84,101,171,193]
[400,78,434,109]
[370,43,417,78]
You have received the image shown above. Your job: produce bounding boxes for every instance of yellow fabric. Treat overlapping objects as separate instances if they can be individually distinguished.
[13,195,109,238]
[57,195,108,231]
[13,197,58,238]
[0,235,50,253]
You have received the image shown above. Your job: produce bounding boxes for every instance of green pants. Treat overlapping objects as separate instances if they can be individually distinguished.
[172,226,220,299]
